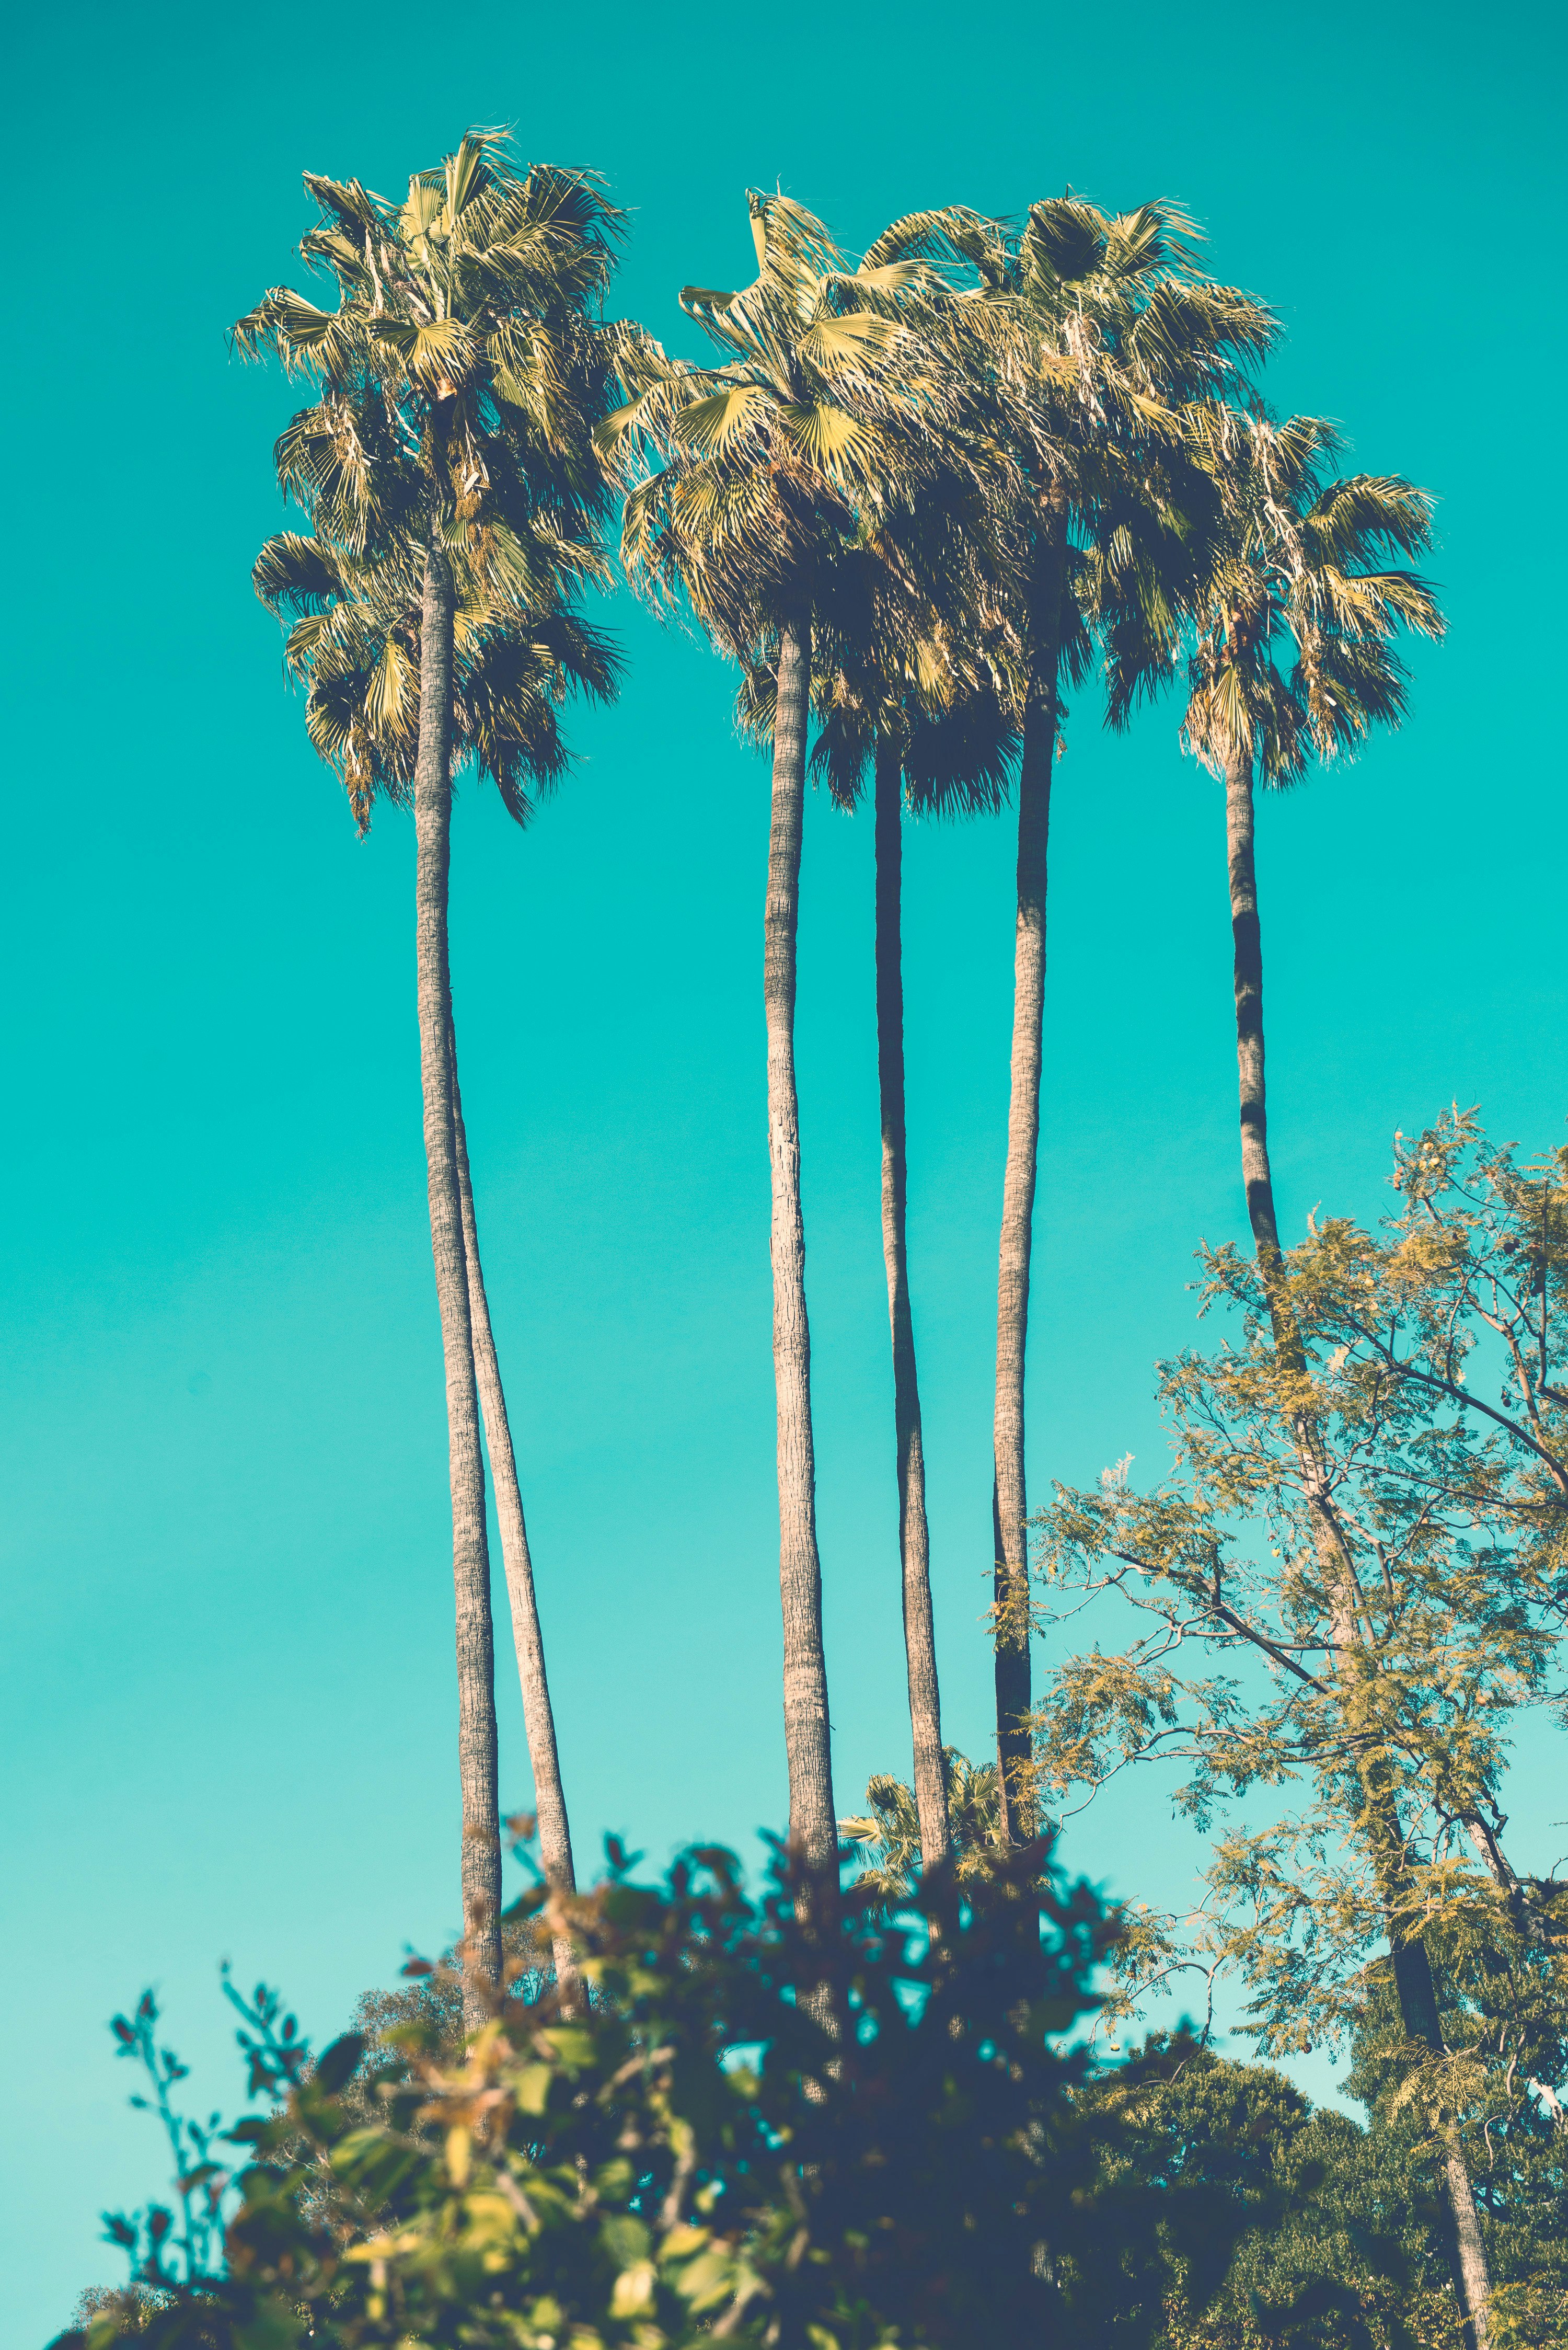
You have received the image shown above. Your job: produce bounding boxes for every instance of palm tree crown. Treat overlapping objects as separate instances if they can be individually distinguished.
[237,131,623,833]
[597,190,976,644]
[234,132,620,528]
[868,193,1279,638]
[841,1749,1006,1902]
[251,525,617,834]
[1177,410,1444,781]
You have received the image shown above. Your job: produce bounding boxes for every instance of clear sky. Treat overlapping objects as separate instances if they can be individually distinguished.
[5,0,1564,2336]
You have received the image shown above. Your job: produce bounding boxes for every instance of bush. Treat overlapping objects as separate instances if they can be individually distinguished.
[55,1837,1264,2350]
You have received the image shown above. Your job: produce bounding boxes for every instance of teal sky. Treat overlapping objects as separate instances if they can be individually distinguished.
[6,1,1564,2336]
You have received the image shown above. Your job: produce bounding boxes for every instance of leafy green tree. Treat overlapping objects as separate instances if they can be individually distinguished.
[596,193,977,1900]
[1304,1110,1568,2348]
[236,134,622,2009]
[1103,2037,1458,2348]
[1299,1109,1568,1923]
[1032,1111,1568,2346]
[858,198,1276,1843]
[86,1926,1553,2350]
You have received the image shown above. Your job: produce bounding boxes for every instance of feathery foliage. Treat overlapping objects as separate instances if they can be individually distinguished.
[1032,1110,1568,2105]
[866,193,1279,677]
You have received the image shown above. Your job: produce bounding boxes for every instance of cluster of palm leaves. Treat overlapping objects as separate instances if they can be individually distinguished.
[238,128,1455,2298]
[237,142,621,833]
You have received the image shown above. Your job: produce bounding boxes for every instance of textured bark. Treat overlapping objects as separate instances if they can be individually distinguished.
[1224,747,1285,1269]
[1445,2140,1493,2350]
[1370,1758,1494,2349]
[1461,1814,1512,1893]
[414,538,502,2025]
[1223,746,1492,2346]
[992,505,1068,1844]
[874,736,949,1871]
[1380,1837,1494,2346]
[1460,1812,1550,1947]
[447,1025,580,2000]
[766,612,836,1883]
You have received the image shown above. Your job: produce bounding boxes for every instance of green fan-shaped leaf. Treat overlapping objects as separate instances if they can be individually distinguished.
[669,384,770,457]
[778,399,877,483]
[797,312,897,373]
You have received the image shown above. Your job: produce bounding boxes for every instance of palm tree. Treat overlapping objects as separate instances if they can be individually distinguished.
[840,1747,1005,1902]
[252,530,615,2002]
[865,199,1276,1840]
[1146,409,1485,2337]
[237,135,621,2014]
[1101,405,1482,2334]
[597,195,972,1899]
[1174,410,1444,1294]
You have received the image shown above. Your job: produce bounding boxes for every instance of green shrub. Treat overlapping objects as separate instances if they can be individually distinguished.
[56,1837,1262,2350]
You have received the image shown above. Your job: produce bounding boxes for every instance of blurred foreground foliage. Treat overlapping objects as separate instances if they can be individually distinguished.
[54,1834,1533,2350]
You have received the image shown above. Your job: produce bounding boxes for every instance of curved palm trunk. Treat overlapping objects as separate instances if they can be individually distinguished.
[447,1027,580,2000]
[413,540,502,2024]
[992,509,1068,1844]
[873,735,949,1872]
[1224,743,1492,2347]
[767,613,836,1887]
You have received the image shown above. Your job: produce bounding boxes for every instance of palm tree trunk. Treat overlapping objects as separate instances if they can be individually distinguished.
[447,1024,580,2000]
[1224,746,1285,1271]
[992,505,1068,1844]
[767,611,836,1884]
[1225,742,1492,2346]
[413,539,502,2025]
[873,734,949,1872]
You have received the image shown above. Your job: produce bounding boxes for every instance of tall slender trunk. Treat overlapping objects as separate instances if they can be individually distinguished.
[992,501,1068,1844]
[1224,747,1284,1272]
[873,735,949,1872]
[414,538,502,2024]
[767,611,836,1885]
[447,1026,580,2000]
[1224,741,1491,2347]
